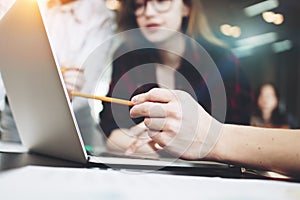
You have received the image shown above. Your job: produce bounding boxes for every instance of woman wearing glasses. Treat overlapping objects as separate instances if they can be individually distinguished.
[100,0,253,156]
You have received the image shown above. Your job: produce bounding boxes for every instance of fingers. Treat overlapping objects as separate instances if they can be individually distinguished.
[125,131,164,155]
[125,124,151,155]
[62,69,85,92]
[131,88,176,105]
[144,118,166,131]
[127,122,148,138]
[130,102,169,118]
[143,117,180,133]
[61,67,84,73]
[130,101,181,121]
[125,138,150,155]
[147,130,172,148]
[124,119,177,155]
[143,118,179,148]
[130,88,182,119]
[125,122,166,155]
[125,122,148,153]
[64,81,84,93]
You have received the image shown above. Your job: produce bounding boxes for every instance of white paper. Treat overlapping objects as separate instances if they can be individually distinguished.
[0,166,300,200]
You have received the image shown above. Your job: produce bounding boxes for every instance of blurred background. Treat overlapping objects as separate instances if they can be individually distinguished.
[106,0,300,127]
[201,0,300,127]
[1,0,299,126]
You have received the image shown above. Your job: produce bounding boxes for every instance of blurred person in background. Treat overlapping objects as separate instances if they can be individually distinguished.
[0,0,115,155]
[250,83,295,129]
[99,0,253,156]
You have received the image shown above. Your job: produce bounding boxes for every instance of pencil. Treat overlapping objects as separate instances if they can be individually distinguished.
[71,91,134,106]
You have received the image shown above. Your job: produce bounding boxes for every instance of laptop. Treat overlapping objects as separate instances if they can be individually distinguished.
[0,0,237,174]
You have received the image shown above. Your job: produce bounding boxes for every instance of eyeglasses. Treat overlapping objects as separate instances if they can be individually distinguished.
[133,0,174,17]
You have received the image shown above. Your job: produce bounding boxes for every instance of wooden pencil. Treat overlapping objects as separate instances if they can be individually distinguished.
[71,91,134,106]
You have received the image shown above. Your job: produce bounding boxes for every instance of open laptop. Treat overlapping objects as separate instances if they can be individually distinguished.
[0,0,238,174]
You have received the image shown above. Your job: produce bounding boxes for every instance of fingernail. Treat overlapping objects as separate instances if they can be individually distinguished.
[131,97,138,104]
[125,148,134,155]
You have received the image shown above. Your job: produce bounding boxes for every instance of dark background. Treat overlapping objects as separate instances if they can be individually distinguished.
[202,0,300,126]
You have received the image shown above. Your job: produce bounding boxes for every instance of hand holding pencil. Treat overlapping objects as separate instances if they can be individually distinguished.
[61,67,133,106]
[71,91,159,154]
[61,66,85,100]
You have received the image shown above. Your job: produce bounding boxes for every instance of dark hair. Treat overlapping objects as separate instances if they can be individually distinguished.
[117,0,225,46]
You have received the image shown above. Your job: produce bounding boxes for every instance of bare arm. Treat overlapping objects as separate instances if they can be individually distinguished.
[210,124,300,177]
[130,88,300,178]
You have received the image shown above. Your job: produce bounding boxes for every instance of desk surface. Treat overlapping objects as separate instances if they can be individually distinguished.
[0,151,84,171]
[1,151,300,200]
[0,151,283,181]
[0,151,244,177]
[0,157,300,200]
[2,145,300,184]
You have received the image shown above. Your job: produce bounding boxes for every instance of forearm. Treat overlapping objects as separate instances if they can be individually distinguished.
[210,124,300,177]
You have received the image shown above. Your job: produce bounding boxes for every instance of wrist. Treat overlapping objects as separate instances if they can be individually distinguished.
[205,123,228,161]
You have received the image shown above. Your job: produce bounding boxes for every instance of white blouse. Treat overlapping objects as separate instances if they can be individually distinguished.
[0,0,115,111]
[40,0,115,110]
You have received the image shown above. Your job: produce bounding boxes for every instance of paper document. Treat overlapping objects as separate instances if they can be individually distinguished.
[0,166,300,199]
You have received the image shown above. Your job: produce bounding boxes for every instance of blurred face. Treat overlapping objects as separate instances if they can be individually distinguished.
[257,85,278,113]
[134,0,190,43]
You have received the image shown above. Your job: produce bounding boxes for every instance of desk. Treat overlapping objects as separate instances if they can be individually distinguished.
[0,151,282,180]
[1,152,300,200]
[0,151,84,171]
[0,151,244,177]
[0,154,299,200]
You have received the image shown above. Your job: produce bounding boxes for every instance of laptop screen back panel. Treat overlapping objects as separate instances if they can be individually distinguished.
[0,0,87,163]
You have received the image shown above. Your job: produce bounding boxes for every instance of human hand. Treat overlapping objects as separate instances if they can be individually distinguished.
[124,122,161,156]
[61,66,85,99]
[130,88,223,160]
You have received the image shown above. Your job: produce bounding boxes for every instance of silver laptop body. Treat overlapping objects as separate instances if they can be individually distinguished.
[0,0,87,163]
